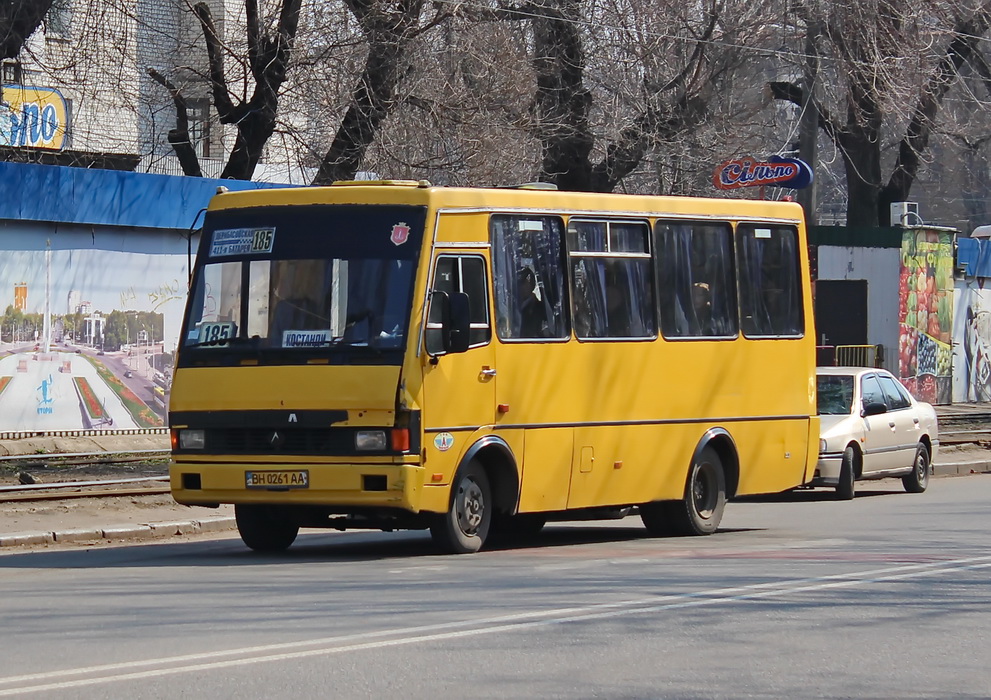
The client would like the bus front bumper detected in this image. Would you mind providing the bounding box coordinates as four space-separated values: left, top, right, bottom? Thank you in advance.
170 460 428 513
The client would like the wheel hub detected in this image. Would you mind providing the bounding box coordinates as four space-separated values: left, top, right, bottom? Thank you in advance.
456 478 484 535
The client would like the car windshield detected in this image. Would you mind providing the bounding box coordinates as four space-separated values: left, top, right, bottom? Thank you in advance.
817 375 854 415
180 203 425 365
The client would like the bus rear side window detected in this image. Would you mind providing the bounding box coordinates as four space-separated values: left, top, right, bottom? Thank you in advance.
737 224 803 337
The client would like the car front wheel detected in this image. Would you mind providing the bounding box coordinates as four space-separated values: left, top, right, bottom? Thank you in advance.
902 444 930 494
836 446 856 500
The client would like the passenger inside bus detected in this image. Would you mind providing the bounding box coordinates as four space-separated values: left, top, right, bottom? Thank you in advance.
517 267 548 337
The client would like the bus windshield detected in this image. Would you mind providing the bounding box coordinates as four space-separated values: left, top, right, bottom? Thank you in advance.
180 204 425 364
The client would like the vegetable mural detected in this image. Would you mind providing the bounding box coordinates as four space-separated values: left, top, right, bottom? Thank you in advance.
898 229 954 404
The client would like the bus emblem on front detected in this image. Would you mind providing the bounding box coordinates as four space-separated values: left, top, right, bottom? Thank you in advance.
390 222 410 246
288 413 298 423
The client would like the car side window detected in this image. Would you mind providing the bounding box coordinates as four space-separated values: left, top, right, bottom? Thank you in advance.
877 374 912 411
860 375 885 411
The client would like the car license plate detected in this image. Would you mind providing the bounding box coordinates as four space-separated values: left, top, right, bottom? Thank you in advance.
245 470 309 489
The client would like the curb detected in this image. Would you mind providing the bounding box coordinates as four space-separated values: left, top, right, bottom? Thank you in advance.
0 516 236 549
933 461 991 476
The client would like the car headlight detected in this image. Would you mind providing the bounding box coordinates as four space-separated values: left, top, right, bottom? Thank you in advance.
178 429 206 450
355 430 387 451
819 439 827 453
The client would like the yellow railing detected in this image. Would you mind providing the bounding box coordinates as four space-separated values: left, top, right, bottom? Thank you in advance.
834 344 883 368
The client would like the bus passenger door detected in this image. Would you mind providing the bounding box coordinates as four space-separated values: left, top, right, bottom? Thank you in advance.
421 254 497 433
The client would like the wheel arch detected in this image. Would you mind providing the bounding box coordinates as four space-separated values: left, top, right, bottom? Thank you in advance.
696 428 739 499
457 435 519 517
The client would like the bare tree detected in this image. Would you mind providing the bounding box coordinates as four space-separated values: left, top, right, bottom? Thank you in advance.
149 0 302 180
769 0 991 226
311 0 449 185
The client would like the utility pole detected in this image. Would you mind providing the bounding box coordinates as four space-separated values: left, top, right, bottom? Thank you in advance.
797 20 820 229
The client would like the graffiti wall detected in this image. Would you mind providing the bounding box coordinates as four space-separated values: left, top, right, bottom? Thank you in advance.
897 228 954 404
952 282 991 402
0 228 189 432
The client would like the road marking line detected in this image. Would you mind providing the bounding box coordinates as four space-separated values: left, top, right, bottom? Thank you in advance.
2 554 990 695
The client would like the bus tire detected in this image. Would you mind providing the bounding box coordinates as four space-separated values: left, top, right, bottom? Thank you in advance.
668 446 726 536
430 461 491 553
235 504 299 552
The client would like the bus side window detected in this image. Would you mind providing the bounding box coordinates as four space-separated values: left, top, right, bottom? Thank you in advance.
491 215 570 341
657 221 736 339
425 255 491 355
569 219 654 340
737 224 803 337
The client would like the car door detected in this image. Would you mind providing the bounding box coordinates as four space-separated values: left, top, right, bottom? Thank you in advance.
876 373 919 471
860 373 900 473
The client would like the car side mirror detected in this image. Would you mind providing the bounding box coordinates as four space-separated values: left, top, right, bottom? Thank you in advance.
862 401 887 417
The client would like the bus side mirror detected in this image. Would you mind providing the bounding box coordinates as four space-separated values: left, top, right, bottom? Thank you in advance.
445 292 471 354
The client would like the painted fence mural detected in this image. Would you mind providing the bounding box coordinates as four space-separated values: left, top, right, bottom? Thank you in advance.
0 243 187 432
898 229 954 405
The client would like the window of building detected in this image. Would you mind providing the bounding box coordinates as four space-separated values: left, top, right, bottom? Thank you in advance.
656 220 737 338
45 0 73 38
736 223 803 337
425 255 491 354
187 100 212 159
568 219 655 340
1 61 22 85
491 215 570 341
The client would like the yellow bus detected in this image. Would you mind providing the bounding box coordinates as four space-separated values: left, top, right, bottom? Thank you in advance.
169 181 819 553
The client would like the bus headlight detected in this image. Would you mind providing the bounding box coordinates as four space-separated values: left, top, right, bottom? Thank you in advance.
355 430 387 451
179 429 206 450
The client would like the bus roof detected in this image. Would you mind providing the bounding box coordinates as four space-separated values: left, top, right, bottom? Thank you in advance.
207 181 806 223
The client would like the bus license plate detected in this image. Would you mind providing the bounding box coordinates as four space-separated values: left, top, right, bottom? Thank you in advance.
245 470 309 489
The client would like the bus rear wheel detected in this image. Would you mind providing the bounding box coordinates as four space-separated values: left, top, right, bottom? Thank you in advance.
431 461 491 554
235 504 299 552
667 446 726 536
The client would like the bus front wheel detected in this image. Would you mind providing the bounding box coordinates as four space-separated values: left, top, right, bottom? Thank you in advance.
235 504 299 552
668 446 726 536
431 461 492 554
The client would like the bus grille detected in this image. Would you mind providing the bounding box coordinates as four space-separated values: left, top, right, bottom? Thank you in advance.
206 428 355 455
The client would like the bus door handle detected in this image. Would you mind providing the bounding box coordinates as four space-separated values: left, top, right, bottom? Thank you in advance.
480 367 497 378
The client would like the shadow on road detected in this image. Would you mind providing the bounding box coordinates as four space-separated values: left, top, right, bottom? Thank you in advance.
0 518 766 570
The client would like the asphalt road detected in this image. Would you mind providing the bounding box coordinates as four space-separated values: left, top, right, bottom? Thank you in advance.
1 476 989 699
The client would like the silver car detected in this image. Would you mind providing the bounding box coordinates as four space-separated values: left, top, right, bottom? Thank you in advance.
814 367 939 499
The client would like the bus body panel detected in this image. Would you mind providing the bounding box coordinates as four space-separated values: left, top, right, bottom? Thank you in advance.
170 365 401 415
169 183 819 540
